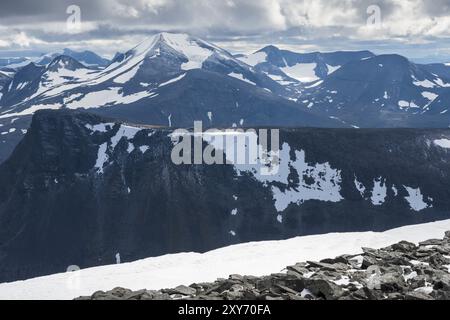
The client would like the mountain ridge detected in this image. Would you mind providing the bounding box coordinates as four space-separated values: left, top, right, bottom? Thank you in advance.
0 32 345 164
1 32 450 165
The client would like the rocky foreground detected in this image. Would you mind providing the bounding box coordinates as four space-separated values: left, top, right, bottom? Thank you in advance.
77 231 450 300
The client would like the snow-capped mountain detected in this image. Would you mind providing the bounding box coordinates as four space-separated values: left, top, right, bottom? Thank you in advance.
0 57 101 161
0 33 325 115
36 48 110 68
0 57 30 70
1 109 450 282
237 46 374 84
0 63 44 108
0 49 109 72
298 54 450 128
0 32 340 163
0 55 97 107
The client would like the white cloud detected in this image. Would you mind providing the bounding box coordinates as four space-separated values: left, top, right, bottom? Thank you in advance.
1 0 450 59
280 0 361 28
141 0 169 14
112 2 140 18
13 32 46 47
0 39 9 47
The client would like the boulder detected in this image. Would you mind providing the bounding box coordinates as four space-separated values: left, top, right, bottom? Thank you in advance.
166 285 197 296
405 291 434 300
391 241 417 253
304 279 344 300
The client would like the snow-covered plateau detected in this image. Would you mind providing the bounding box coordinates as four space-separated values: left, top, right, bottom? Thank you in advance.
1 219 450 300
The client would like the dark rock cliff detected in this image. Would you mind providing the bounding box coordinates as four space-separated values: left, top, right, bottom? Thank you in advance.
1 110 450 282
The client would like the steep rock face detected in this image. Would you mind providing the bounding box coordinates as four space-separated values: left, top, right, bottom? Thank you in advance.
1 110 450 282
0 72 10 92
0 63 46 106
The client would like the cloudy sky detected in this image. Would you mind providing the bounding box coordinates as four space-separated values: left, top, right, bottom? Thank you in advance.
1 0 450 62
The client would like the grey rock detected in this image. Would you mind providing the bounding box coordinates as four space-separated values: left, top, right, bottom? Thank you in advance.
432 273 450 290
123 289 147 300
167 285 197 296
435 245 450 255
110 287 133 298
276 284 300 295
361 255 379 269
379 272 407 292
419 239 443 246
405 291 434 300
229 274 244 281
346 289 371 300
409 276 428 290
391 241 417 253
387 292 405 300
320 255 350 265
264 296 284 301
428 253 448 268
304 279 344 300
307 261 349 272
224 284 245 300
431 290 450 300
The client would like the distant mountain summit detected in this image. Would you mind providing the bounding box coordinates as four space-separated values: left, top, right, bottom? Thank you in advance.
299 54 450 127
238 45 374 83
36 48 109 68
47 54 92 72
0 55 95 107
62 48 110 67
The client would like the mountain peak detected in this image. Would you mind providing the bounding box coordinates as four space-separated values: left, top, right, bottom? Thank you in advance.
158 31 191 42
134 32 224 55
258 45 281 54
377 54 412 66
47 55 86 72
126 32 232 71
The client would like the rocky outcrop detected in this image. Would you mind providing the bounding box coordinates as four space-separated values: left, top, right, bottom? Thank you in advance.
78 232 450 300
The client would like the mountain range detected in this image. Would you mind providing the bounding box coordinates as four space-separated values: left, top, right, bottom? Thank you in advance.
236 45 374 84
0 48 109 71
0 33 448 137
0 32 449 164
0 32 348 163
1 33 450 283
